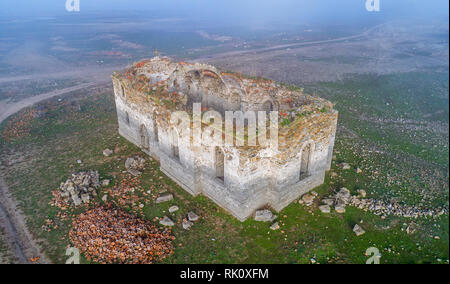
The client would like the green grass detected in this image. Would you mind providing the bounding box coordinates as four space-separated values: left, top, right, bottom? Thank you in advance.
0 75 448 264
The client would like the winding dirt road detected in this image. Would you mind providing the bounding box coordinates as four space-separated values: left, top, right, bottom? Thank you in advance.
0 80 109 264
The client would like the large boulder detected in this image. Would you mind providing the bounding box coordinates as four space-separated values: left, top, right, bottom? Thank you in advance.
353 224 366 236
159 216 174 227
254 210 277 222
156 193 174 204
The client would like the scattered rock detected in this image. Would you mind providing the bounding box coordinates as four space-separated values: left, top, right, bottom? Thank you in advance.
322 199 334 206
335 201 346 214
187 211 199 222
156 193 174 204
76 160 82 164
339 163 351 170
336 188 352 204
302 193 315 206
102 179 111 187
356 167 362 174
182 219 193 230
353 224 366 236
103 149 113 157
159 216 174 227
169 206 179 213
319 205 331 213
102 195 108 202
270 222 280 231
357 189 367 198
254 210 277 222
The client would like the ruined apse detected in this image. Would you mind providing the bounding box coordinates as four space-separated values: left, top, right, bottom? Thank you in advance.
111 57 338 221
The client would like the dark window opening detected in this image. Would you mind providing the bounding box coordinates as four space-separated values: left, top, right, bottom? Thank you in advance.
215 147 225 183
300 144 312 180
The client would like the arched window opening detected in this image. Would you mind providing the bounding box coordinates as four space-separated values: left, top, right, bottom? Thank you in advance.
300 143 312 180
229 93 241 111
215 147 225 182
262 100 273 112
172 129 180 161
125 112 130 125
140 124 149 150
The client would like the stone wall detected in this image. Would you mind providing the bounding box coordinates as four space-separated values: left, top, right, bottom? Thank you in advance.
111 57 338 221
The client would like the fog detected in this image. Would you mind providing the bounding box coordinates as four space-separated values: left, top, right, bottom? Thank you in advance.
1 0 448 29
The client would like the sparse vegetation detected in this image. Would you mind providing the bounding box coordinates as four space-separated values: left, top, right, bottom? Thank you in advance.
0 75 447 263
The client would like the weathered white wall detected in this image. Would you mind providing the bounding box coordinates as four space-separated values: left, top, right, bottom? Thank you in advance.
113 77 336 221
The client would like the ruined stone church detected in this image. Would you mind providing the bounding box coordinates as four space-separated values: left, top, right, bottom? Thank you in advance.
112 57 338 221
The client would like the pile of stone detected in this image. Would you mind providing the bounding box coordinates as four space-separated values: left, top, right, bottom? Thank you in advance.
319 187 448 219
59 171 101 206
125 156 146 176
348 197 448 219
70 206 174 264
182 212 200 230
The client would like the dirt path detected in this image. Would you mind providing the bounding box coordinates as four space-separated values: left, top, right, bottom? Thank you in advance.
0 80 110 263
0 178 50 264
192 24 383 62
0 82 107 123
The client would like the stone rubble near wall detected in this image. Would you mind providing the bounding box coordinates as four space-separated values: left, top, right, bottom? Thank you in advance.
319 188 449 218
319 205 331 213
59 171 101 206
301 193 316 206
187 211 199 222
125 156 146 176
270 222 280 231
254 210 277 222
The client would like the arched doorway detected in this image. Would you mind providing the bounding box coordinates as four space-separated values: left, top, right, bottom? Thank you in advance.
215 147 224 182
300 143 312 180
140 124 149 150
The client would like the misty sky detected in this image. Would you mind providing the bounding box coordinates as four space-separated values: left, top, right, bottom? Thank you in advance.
0 0 448 28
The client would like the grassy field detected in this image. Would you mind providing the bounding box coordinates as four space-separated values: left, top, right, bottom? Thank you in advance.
0 72 448 264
